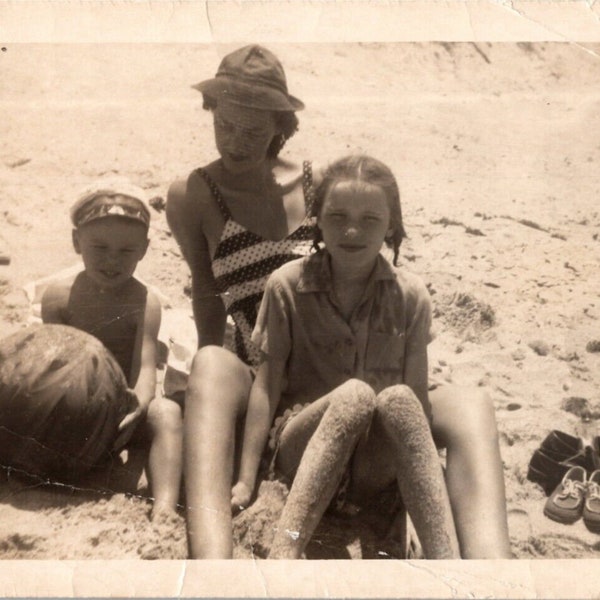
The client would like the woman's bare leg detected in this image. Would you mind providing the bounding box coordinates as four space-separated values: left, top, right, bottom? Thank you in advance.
146 395 183 519
184 346 252 558
430 385 511 558
269 379 376 559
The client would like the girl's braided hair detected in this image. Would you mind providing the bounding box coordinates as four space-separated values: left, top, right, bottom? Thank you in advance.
202 95 299 159
310 155 406 266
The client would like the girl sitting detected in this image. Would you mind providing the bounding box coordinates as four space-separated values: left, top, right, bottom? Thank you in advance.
234 155 460 558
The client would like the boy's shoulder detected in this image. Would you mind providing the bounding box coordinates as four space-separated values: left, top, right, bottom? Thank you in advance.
41 275 76 308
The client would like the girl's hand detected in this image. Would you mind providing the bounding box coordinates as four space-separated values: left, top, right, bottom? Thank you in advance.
113 389 147 450
231 481 253 514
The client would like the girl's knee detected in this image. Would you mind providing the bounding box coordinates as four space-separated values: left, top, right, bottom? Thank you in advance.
376 384 419 410
376 385 429 431
328 379 376 423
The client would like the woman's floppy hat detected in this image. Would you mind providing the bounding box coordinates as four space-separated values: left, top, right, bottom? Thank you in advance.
193 45 304 112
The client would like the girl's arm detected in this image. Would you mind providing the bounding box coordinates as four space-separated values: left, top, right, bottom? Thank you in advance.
166 178 227 347
232 355 286 509
114 290 161 449
403 281 433 420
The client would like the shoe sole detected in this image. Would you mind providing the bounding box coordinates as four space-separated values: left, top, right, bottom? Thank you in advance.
543 506 581 525
583 519 600 533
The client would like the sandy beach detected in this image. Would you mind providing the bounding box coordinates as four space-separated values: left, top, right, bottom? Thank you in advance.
1 42 600 561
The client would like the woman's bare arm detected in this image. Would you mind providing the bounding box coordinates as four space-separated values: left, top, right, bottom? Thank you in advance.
166 177 227 347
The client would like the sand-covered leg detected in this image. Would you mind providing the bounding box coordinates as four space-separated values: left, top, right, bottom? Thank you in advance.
269 379 376 559
376 385 460 559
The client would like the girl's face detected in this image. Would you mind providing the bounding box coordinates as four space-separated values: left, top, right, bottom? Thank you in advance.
318 180 391 275
213 100 279 173
73 217 149 290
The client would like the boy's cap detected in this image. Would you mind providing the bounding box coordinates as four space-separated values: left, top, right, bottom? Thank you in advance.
71 180 151 228
192 45 304 112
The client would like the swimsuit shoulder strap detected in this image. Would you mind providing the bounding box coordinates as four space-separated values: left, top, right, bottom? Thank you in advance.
302 160 316 216
195 167 231 221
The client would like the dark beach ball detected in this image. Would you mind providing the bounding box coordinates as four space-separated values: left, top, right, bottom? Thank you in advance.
0 324 138 481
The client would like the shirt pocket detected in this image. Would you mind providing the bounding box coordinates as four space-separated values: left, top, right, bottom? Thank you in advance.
365 332 405 371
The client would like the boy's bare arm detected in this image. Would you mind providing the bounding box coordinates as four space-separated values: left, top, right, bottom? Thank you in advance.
114 290 161 449
133 289 161 408
232 356 286 508
166 179 226 347
41 282 71 324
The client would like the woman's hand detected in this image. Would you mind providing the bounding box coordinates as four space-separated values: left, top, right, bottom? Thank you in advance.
231 481 253 514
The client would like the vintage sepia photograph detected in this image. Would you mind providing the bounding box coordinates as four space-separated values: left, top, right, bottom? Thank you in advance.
0 1 599 596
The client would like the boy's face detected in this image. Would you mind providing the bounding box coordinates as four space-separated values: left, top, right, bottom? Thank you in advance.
72 217 149 290
318 180 391 275
213 100 279 173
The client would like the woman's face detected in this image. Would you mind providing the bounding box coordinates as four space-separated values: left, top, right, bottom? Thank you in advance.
213 100 279 173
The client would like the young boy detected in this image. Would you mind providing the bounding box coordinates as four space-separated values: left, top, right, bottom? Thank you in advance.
42 180 183 520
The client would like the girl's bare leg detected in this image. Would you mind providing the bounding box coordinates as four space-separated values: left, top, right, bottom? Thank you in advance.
369 385 459 558
146 396 183 519
430 385 512 558
269 379 376 559
184 346 252 558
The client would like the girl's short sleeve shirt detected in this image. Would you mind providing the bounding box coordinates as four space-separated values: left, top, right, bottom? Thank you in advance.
252 251 432 418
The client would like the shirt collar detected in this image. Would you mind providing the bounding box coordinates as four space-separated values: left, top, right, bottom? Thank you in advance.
296 249 396 294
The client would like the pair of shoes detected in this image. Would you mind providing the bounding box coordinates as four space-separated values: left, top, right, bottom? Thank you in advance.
544 466 600 531
528 431 600 496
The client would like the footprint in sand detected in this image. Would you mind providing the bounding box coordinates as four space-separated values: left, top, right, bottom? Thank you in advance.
507 507 533 541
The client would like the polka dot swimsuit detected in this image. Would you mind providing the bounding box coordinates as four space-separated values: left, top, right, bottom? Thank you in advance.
198 161 316 367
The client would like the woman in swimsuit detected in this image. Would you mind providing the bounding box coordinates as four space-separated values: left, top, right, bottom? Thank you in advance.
167 45 511 559
166 45 317 558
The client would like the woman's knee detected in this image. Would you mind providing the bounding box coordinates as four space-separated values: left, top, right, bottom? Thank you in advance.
431 385 499 447
186 346 252 410
189 345 239 375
